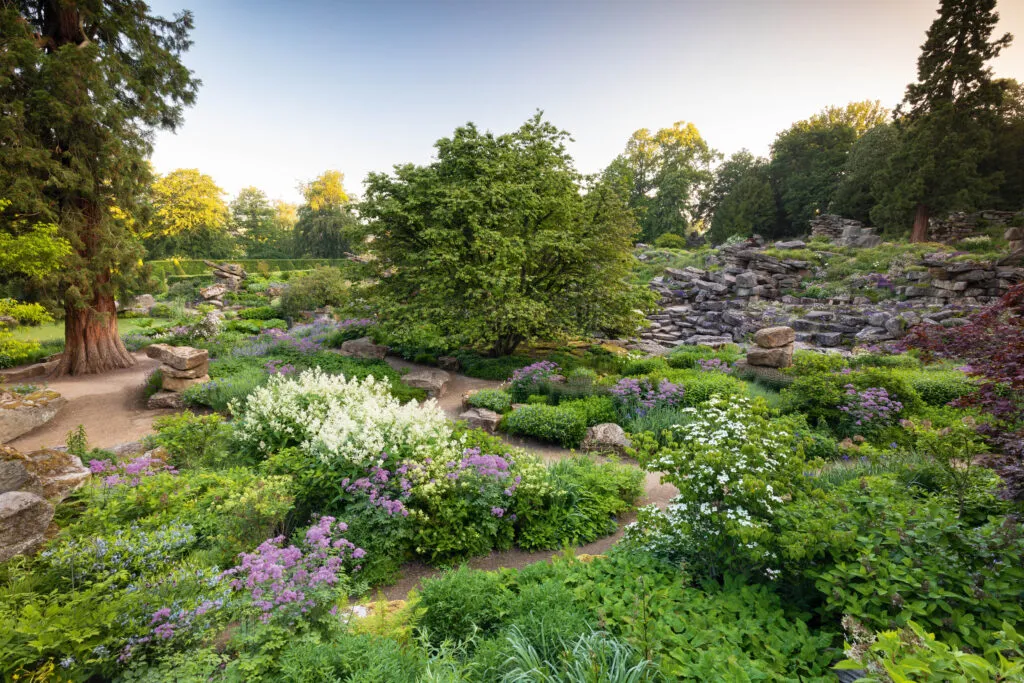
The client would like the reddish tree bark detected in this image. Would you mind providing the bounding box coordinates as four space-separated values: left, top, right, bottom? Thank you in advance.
54 270 136 377
910 203 930 243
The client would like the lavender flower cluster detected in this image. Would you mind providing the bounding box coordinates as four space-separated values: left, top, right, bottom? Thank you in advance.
510 360 561 384
88 453 177 488
265 359 296 376
610 377 685 418
697 358 733 374
221 516 364 624
839 384 903 431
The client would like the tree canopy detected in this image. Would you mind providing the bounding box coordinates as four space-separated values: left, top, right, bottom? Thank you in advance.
293 171 360 258
361 113 653 356
145 168 231 258
875 0 1013 240
231 187 292 258
0 0 199 374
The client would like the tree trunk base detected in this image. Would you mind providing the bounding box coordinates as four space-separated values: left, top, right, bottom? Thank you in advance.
910 204 930 243
52 297 136 377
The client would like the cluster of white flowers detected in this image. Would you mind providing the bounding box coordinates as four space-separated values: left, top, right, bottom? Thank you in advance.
629 395 798 579
232 368 457 466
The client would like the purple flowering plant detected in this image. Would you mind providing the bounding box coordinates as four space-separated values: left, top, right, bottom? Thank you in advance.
838 384 903 436
88 453 177 489
610 377 685 419
697 358 733 374
509 361 562 401
221 515 364 626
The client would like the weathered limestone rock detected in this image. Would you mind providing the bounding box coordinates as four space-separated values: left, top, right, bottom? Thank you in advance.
147 391 184 410
4 447 90 503
403 369 452 397
127 293 156 314
0 491 54 562
0 390 67 443
458 408 502 434
746 344 794 368
753 326 795 349
340 337 387 360
160 364 210 379
145 344 209 371
581 423 633 456
161 374 211 393
200 283 228 300
0 458 42 496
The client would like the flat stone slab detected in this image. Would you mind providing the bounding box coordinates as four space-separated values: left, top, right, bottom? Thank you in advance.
0 359 59 384
0 390 67 443
148 391 184 410
753 326 796 349
746 344 794 368
162 374 210 392
339 337 388 360
145 344 209 371
403 369 452 397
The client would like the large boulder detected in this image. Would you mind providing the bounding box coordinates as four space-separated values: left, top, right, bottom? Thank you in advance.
4 447 90 503
403 369 451 397
458 408 502 434
753 326 795 349
161 374 211 392
128 293 156 314
746 344 794 368
581 423 632 456
0 389 67 443
145 344 209 371
0 458 43 497
339 337 387 360
0 491 54 562
199 283 228 300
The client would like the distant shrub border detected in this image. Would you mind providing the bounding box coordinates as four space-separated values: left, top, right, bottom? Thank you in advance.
149 258 348 279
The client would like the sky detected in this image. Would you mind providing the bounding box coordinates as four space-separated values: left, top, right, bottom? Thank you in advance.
148 0 1024 205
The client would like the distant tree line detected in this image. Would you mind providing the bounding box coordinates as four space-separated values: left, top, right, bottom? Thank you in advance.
141 168 362 260
609 0 1021 244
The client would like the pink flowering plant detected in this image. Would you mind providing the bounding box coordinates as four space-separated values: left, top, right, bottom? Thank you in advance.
221 515 364 626
509 360 563 402
610 377 684 420
838 385 903 437
88 453 177 488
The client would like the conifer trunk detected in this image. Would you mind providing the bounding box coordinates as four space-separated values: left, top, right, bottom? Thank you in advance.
910 203 930 243
55 288 135 377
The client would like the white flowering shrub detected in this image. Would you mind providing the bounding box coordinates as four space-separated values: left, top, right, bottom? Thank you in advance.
625 396 807 579
232 368 457 466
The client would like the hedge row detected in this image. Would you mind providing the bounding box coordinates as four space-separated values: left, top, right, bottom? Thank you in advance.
149 258 348 278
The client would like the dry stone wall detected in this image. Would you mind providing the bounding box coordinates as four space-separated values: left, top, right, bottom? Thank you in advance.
642 240 1024 351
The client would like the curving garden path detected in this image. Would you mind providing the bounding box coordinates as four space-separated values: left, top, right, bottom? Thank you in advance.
8 353 675 598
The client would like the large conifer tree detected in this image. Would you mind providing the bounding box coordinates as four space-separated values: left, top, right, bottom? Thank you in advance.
877 0 1012 241
0 1 199 375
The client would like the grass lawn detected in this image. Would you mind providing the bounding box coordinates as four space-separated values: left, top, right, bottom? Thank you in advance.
10 317 155 344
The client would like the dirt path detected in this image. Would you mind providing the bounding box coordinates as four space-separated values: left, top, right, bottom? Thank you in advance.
381 356 678 599
8 352 177 452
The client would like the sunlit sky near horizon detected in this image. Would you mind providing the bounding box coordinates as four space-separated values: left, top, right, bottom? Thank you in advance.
148 0 1024 205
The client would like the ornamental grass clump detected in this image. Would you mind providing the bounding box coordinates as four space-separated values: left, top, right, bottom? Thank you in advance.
232 368 455 466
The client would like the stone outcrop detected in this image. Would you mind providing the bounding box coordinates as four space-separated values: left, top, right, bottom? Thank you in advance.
928 210 1023 245
458 408 502 433
198 262 248 307
810 215 880 247
145 344 210 395
127 293 156 315
581 423 633 456
0 491 54 562
640 237 1024 351
746 327 795 368
0 389 67 443
3 447 91 503
339 336 388 360
402 369 451 397
147 391 184 409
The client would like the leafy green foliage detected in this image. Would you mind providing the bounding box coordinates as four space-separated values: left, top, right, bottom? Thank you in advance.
501 404 587 448
278 266 349 318
466 388 513 414
362 113 653 356
144 169 232 258
147 411 233 469
0 299 54 326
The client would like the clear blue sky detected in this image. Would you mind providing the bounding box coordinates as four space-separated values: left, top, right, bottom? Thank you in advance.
148 0 1024 204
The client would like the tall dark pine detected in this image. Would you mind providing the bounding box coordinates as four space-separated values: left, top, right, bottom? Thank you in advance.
896 0 1012 241
0 1 199 375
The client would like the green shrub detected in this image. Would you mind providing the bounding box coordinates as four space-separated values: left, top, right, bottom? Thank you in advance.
466 388 513 413
526 394 548 404
417 566 510 646
147 411 233 469
502 404 587 448
0 332 43 369
620 356 668 376
278 266 349 318
897 369 975 406
623 406 697 443
653 232 688 249
182 367 268 413
654 368 746 406
238 305 279 320
165 279 203 301
560 395 617 427
277 632 424 683
143 368 163 398
848 351 921 369
453 351 533 381
790 349 848 374
666 344 738 370
0 299 53 326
